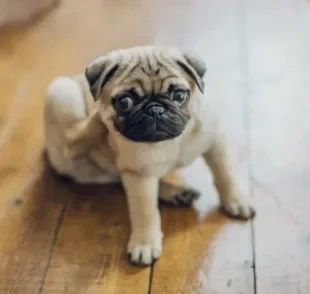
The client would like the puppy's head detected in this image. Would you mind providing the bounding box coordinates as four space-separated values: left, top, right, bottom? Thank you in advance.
85 46 206 143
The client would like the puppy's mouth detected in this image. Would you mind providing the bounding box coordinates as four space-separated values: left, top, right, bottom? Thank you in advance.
114 106 188 143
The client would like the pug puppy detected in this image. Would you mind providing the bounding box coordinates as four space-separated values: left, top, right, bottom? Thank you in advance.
44 46 255 266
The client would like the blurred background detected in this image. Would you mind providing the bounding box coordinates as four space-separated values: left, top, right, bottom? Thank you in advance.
0 0 309 293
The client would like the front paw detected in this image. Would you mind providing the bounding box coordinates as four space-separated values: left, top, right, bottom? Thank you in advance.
221 197 255 220
127 231 163 266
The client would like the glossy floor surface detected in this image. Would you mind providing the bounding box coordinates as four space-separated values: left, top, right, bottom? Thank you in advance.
0 0 310 293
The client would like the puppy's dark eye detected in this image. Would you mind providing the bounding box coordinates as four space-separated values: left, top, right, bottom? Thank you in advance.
171 89 188 105
116 96 134 112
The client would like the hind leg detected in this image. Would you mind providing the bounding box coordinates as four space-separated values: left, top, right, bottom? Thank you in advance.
45 76 87 128
158 181 200 206
158 171 200 207
44 76 117 185
44 76 87 172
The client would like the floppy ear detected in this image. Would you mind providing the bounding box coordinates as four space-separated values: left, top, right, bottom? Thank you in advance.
85 56 119 101
177 51 206 93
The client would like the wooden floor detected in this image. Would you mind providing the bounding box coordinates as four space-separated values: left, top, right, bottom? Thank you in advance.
0 0 310 293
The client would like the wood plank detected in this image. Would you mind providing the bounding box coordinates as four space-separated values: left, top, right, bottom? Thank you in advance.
0 161 69 294
41 185 151 294
0 35 69 294
151 0 255 293
245 0 310 292
0 17 76 292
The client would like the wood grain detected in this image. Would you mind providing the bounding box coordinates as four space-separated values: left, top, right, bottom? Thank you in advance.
245 0 310 292
40 184 151 294
0 21 70 293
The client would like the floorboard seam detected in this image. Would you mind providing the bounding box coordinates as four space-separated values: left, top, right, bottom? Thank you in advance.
147 264 155 294
235 0 257 293
147 206 164 294
37 203 68 294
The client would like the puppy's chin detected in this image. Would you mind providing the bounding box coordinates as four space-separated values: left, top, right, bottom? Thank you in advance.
114 112 188 143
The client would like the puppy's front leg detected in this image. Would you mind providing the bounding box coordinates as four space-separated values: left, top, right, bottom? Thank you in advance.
203 136 255 219
121 172 162 266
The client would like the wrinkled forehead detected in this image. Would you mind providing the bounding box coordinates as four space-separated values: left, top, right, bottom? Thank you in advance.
109 51 190 97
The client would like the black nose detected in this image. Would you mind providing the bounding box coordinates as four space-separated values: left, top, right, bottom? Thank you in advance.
146 103 164 116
